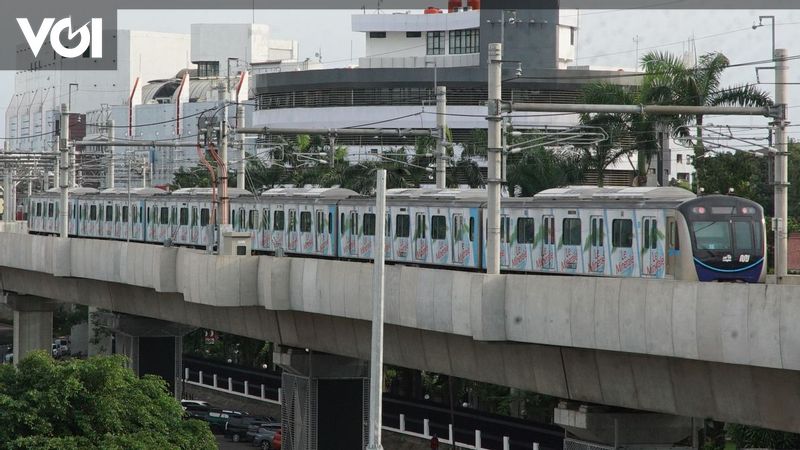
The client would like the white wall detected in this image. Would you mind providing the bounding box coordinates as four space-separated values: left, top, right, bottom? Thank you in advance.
365 32 425 58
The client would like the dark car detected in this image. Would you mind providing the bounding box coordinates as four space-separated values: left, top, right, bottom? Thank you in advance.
193 409 245 434
224 415 276 442
249 423 282 449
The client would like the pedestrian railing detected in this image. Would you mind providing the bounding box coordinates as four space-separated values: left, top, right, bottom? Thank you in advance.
183 368 543 450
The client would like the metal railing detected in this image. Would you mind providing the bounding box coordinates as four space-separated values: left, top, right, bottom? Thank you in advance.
563 438 614 450
182 368 546 450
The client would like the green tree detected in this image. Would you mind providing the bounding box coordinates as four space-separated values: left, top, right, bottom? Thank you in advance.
578 113 636 186
506 147 586 196
727 423 800 449
0 351 215 450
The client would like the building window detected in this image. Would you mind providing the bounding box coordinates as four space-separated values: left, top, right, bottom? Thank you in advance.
570 27 576 46
676 153 683 164
406 31 422 38
426 31 445 55
448 29 479 54
369 31 386 38
195 61 219 78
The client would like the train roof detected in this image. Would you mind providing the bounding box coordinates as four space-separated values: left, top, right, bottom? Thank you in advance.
535 186 696 202
172 187 254 198
99 187 168 196
43 187 99 196
260 187 360 199
385 188 487 201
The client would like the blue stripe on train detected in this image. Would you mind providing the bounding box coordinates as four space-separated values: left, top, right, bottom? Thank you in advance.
693 257 763 282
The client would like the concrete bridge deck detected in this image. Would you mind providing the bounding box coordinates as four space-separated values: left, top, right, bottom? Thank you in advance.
1 230 798 432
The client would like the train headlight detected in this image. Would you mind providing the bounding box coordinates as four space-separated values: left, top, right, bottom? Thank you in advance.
740 207 755 214
692 206 706 214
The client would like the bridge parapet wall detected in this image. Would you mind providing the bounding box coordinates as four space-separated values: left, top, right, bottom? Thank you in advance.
4 233 800 373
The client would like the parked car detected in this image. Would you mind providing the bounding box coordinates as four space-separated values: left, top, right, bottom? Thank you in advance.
250 423 282 449
181 399 210 410
272 430 281 450
224 415 275 442
199 409 243 434
53 338 69 356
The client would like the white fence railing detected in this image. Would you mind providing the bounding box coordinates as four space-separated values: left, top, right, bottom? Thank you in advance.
183 368 544 450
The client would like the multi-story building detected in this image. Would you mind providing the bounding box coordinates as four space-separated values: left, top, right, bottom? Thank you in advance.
5 23 301 187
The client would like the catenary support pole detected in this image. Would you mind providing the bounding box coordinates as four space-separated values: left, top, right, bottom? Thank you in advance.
3 141 10 223
107 120 115 188
59 104 69 238
436 86 447 188
486 43 503 275
220 95 230 227
775 48 789 281
366 169 387 450
236 103 245 190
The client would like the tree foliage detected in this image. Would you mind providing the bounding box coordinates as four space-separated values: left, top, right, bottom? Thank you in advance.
727 423 800 450
506 148 586 196
0 351 215 450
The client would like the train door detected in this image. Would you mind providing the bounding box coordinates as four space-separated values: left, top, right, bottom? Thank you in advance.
666 217 678 276
44 201 54 232
272 207 286 252
118 204 127 240
78 203 87 236
69 201 78 235
610 215 636 277
357 209 375 259
104 203 114 238
393 210 411 261
513 215 535 271
383 211 392 259
113 204 122 239
560 215 582 273
430 212 449 265
258 207 271 251
314 208 328 255
188 206 199 244
156 205 169 242
641 216 664 277
197 205 211 247
176 204 190 243
247 208 259 247
413 211 428 262
589 216 606 274
287 208 298 251
452 213 469 266
299 208 314 254
540 215 556 271
341 209 356 257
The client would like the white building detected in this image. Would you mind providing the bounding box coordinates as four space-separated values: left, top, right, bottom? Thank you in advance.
6 23 303 187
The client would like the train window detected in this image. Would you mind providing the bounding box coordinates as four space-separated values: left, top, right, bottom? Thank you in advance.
238 209 246 230
650 220 658 249
48 203 54 218
517 218 536 244
469 217 475 241
90 205 97 221
274 210 285 231
249 210 258 230
132 206 138 224
80 205 86 220
453 214 464 240
414 213 427 239
612 219 633 248
316 211 325 234
431 215 447 240
191 207 198 227
543 216 555 245
386 214 391 237
500 216 510 243
734 221 754 250
591 217 604 247
115 206 121 223
106 205 113 222
363 213 376 236
396 214 410 238
562 218 581 246
36 202 42 217
288 210 297 231
300 211 312 233
122 206 129 223
329 213 333 234
200 209 210 227
160 207 169 225
179 208 189 226
262 210 270 230
340 213 346 235
669 221 679 249
692 221 731 250
351 212 358 236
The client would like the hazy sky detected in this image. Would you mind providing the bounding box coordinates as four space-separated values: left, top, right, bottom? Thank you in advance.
2 8 799 143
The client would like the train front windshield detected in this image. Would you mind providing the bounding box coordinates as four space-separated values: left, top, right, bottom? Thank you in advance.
679 197 765 282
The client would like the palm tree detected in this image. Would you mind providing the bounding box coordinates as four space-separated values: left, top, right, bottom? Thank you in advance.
578 113 636 187
640 51 772 185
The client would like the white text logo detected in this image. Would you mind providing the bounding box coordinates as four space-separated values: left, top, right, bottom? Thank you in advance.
16 17 102 58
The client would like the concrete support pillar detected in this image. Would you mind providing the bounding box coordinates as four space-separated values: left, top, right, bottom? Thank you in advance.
3 293 56 365
275 348 370 450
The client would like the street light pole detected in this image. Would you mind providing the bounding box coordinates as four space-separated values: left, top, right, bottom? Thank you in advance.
486 43 503 275
366 169 387 450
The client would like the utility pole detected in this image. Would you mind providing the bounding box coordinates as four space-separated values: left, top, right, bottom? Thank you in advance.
59 104 69 238
435 86 447 188
219 87 230 227
68 112 76 187
486 43 503 275
3 142 11 224
366 169 387 450
774 48 789 281
107 120 115 188
236 103 246 190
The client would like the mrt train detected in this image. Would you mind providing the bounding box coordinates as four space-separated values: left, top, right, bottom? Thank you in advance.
26 185 766 282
